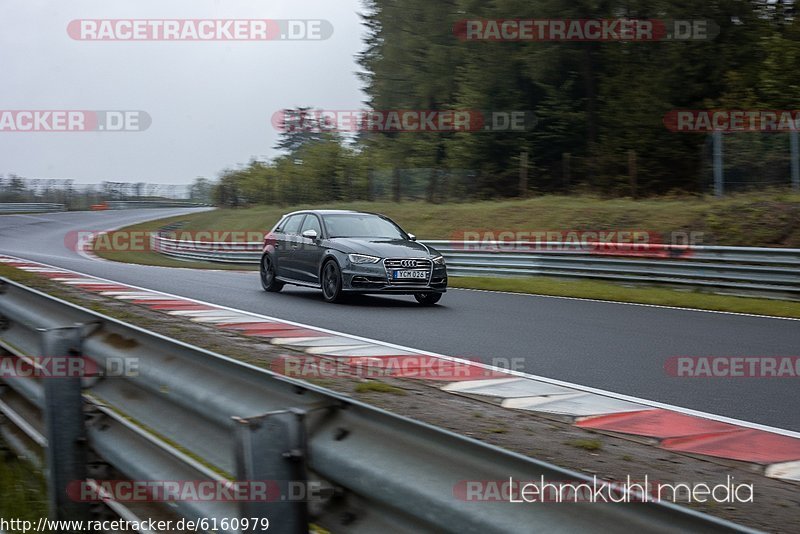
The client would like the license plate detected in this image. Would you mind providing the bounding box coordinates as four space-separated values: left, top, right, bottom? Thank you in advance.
393 270 427 280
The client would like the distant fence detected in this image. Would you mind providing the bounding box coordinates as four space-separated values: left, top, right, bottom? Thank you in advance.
0 203 65 213
150 233 800 300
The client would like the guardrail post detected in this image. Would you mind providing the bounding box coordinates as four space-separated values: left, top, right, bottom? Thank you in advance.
41 326 90 524
234 409 308 534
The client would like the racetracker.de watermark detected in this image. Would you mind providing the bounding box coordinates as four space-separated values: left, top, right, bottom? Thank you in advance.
0 355 138 378
272 355 524 380
0 111 150 132
450 229 703 257
665 356 800 378
453 19 718 41
69 479 330 503
68 19 333 41
664 110 800 132
64 230 266 253
271 109 536 133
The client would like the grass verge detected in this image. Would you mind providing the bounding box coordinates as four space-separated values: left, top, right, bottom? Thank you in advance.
96 190 800 246
93 249 257 271
0 445 47 524
354 381 407 395
449 276 800 318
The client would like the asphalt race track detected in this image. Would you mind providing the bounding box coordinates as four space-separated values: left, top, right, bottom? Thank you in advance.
1 209 799 431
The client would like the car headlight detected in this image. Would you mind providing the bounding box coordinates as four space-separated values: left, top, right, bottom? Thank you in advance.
348 253 381 264
432 255 446 265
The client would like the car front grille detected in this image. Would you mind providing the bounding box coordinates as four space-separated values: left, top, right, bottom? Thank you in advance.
384 258 433 284
384 258 432 269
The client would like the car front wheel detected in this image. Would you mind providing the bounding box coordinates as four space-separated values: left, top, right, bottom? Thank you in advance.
260 254 284 292
321 260 345 303
414 292 442 306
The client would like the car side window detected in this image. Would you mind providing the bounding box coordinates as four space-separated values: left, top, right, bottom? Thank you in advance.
283 213 305 234
300 215 322 237
281 215 305 235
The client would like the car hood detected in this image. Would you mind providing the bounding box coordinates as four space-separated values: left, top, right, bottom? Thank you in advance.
328 238 439 258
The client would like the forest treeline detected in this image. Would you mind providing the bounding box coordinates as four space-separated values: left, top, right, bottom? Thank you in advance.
211 0 800 206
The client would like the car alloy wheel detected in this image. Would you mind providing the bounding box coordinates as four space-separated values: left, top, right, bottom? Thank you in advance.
260 255 283 292
322 260 344 303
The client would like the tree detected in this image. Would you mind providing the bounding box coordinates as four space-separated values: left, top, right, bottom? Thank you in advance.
189 177 214 204
212 171 245 207
273 107 337 155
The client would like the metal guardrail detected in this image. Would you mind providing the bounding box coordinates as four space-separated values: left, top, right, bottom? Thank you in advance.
105 201 207 210
150 233 800 299
0 203 65 213
0 278 752 533
0 202 205 213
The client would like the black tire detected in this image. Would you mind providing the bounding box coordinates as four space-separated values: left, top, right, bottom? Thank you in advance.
414 292 442 306
321 260 345 303
260 254 284 292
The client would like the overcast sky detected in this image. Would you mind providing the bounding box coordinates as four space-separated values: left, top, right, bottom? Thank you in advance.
0 0 366 184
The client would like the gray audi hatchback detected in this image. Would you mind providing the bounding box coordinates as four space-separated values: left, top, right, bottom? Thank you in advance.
259 210 447 304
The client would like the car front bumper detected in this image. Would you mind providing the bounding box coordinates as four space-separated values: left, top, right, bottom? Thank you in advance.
341 261 447 294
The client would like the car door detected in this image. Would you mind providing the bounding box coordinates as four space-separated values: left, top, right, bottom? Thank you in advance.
275 214 305 279
295 214 324 283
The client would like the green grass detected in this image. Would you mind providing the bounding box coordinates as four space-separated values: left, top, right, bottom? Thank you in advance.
0 264 48 287
95 249 257 270
449 276 800 318
354 381 407 395
567 438 603 451
96 190 800 246
0 445 48 525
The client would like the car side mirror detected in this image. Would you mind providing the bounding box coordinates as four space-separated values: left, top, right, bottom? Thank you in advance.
302 229 318 240
408 233 416 241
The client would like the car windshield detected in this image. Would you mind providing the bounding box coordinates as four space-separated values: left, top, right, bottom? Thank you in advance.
323 214 407 239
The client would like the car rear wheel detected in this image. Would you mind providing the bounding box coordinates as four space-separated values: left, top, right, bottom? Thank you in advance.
321 260 345 303
414 292 442 306
260 255 284 292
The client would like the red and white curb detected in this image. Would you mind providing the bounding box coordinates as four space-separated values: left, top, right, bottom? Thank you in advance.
2 254 800 483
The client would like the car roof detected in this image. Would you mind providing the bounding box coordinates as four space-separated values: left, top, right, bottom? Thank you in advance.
282 209 384 217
